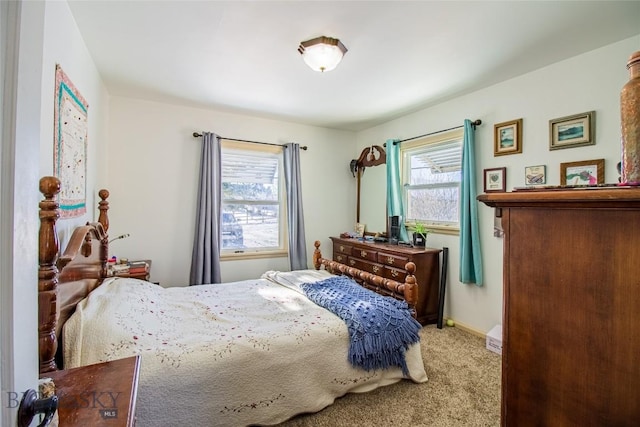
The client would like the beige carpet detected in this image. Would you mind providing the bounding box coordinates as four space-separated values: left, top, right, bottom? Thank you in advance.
278 324 501 427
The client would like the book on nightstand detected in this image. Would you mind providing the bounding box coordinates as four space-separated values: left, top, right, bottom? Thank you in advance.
111 264 130 273
127 261 149 274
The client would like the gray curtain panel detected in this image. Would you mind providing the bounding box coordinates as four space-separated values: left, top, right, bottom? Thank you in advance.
190 132 222 284
283 143 308 270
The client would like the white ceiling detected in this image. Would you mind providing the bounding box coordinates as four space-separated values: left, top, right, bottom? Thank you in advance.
67 1 640 132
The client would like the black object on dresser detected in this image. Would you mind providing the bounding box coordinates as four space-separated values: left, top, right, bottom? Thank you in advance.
330 236 441 325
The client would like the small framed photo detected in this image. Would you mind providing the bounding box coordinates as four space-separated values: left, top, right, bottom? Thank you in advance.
560 159 604 186
484 167 507 192
355 223 366 237
549 111 595 150
525 165 546 185
494 118 523 156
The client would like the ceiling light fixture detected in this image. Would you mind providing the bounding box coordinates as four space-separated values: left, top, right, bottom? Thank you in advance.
298 36 347 73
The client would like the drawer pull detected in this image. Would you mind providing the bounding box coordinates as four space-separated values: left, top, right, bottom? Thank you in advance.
349 259 356 266
391 270 399 278
337 255 343 262
372 265 380 273
361 250 368 257
386 256 394 265
340 245 345 252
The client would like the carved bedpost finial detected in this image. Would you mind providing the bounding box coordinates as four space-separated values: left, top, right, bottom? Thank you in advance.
98 189 110 232
39 176 61 199
38 176 61 373
313 240 322 270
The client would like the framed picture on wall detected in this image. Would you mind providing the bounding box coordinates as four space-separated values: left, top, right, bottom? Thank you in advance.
549 111 595 150
560 159 604 185
525 165 546 185
484 167 507 192
494 119 523 156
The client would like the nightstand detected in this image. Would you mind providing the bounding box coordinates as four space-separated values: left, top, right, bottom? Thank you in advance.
41 355 140 426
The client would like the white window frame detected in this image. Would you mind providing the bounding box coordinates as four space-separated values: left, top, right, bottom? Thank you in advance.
220 141 288 260
401 128 463 235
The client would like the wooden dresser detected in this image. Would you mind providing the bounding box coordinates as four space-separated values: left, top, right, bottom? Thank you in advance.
330 236 441 325
42 355 141 426
478 188 640 426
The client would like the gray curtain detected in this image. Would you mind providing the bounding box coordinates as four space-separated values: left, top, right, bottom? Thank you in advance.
283 143 307 270
190 132 222 284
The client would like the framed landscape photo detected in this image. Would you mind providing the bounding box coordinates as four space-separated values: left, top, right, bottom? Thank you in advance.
494 118 523 156
549 111 595 150
525 165 546 185
484 167 506 192
560 158 604 186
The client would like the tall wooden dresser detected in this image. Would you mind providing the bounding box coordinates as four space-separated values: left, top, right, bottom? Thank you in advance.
478 188 640 426
330 236 441 325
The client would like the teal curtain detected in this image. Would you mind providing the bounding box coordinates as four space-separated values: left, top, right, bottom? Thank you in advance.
459 120 483 285
386 139 409 242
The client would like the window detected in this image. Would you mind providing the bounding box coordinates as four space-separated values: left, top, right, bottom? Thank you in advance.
401 129 463 233
221 141 286 256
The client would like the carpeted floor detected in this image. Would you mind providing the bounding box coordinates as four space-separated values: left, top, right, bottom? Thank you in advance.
277 324 501 427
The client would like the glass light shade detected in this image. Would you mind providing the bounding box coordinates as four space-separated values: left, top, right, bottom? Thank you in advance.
298 36 347 72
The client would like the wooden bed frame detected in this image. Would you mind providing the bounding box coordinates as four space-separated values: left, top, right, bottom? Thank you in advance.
38 176 110 373
312 241 418 314
37 175 419 375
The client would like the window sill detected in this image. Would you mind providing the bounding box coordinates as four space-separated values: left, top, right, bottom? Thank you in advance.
426 224 460 236
221 249 288 261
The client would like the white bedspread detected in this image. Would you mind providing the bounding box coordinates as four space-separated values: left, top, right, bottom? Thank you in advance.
63 271 427 426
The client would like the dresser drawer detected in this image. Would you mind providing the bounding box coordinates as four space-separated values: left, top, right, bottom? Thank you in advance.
355 247 378 262
384 266 408 282
347 257 384 276
377 252 410 269
335 243 353 256
333 251 349 264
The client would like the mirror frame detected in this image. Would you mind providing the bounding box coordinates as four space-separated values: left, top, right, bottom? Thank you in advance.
353 145 386 232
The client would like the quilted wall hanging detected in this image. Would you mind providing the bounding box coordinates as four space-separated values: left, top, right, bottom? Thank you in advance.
53 64 89 218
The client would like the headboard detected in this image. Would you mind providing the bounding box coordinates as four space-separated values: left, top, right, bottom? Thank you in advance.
38 176 111 374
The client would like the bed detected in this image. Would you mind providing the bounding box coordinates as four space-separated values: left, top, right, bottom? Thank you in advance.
37 176 428 426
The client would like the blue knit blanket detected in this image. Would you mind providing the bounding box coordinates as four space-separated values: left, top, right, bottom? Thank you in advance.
300 276 421 375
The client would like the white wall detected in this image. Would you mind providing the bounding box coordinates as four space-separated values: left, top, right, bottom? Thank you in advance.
106 97 356 286
39 1 110 241
357 35 640 334
2 0 107 423
1 1 45 423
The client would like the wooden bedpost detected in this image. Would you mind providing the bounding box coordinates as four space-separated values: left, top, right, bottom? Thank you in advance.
38 176 61 373
97 188 110 232
97 189 110 277
403 262 419 317
313 240 322 269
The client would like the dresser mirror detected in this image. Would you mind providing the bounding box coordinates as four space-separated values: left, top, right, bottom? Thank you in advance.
354 146 387 235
